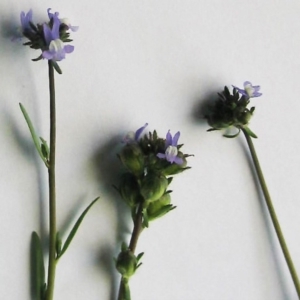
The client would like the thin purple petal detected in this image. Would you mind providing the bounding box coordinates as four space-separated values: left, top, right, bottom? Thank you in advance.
172 131 180 146
135 123 148 140
51 16 60 40
165 130 172 148
157 153 166 159
43 24 53 45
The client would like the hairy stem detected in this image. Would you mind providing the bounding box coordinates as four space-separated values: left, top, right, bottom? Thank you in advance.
117 204 144 300
242 127 300 298
45 61 57 300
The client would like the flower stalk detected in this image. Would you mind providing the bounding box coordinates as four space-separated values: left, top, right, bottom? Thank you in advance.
45 60 57 300
241 127 300 298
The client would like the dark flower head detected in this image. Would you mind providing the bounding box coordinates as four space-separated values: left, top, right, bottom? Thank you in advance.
205 82 261 138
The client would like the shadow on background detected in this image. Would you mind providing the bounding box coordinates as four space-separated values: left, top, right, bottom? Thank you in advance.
92 134 132 300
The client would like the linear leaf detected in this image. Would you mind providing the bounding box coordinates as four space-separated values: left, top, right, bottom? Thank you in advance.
30 232 45 300
19 103 49 167
57 197 99 258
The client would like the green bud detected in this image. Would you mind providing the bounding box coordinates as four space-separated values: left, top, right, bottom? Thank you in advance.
239 111 252 125
140 172 168 203
120 144 144 175
116 250 137 279
119 173 141 207
162 152 188 176
147 193 172 220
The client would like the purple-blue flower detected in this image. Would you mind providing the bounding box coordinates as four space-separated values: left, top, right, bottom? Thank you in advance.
232 81 262 98
42 14 74 61
157 130 183 165
123 123 148 144
20 9 33 32
47 8 79 32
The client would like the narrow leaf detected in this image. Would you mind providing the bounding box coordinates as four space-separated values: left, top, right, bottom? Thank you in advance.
19 103 49 167
30 232 45 300
142 209 149 228
243 126 258 138
136 252 144 262
51 61 62 74
57 197 99 258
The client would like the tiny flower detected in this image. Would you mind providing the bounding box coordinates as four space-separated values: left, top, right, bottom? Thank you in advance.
42 16 74 61
48 8 79 32
157 131 183 165
232 81 262 98
123 123 148 144
20 9 33 32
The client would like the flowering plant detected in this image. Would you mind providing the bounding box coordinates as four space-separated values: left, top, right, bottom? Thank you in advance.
115 124 192 300
205 82 300 298
17 9 98 300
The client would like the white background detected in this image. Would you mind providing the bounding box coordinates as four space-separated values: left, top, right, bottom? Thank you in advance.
1 1 300 299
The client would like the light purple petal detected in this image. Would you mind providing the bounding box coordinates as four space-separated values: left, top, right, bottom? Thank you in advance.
20 9 33 31
135 123 148 140
69 25 79 32
64 45 74 54
42 50 54 60
157 153 166 159
172 131 180 146
174 156 183 165
243 81 252 88
47 8 59 20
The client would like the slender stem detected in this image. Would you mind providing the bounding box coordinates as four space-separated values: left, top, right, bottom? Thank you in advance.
241 127 300 298
128 204 144 253
117 204 144 300
45 61 57 300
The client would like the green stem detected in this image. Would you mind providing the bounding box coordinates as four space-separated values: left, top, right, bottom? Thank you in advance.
241 127 300 298
45 61 57 300
117 204 144 300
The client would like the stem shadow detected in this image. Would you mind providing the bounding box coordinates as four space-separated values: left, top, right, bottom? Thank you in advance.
238 137 290 300
92 134 131 300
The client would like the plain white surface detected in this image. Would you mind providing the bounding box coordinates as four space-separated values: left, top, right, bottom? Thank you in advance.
1 1 300 299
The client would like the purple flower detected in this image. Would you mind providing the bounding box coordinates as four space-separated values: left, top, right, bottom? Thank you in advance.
157 131 183 165
47 8 79 32
42 15 74 61
123 123 148 144
20 9 33 32
232 81 262 98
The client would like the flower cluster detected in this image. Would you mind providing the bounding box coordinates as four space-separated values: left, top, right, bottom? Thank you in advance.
20 8 77 66
116 124 191 223
205 81 262 138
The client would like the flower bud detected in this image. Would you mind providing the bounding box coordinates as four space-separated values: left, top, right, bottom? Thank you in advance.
140 172 168 203
116 250 137 279
239 111 252 125
119 144 144 175
119 173 141 207
147 193 171 220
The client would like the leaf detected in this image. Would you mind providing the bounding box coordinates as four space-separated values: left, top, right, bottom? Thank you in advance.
30 232 45 300
57 197 99 258
32 54 43 62
142 209 149 228
243 126 258 138
136 252 144 262
40 137 50 160
55 232 62 257
148 205 176 221
51 61 62 74
207 128 218 132
19 103 49 168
